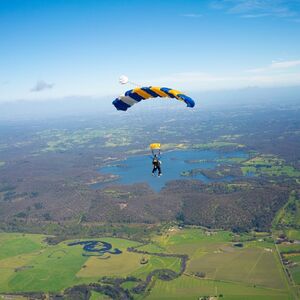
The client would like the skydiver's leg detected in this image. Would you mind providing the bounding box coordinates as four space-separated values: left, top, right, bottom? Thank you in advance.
157 165 162 176
152 166 157 175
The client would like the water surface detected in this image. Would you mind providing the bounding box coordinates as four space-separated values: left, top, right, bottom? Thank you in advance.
97 150 247 191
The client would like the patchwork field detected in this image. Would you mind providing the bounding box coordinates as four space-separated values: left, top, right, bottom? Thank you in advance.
241 154 300 180
145 275 290 300
0 228 294 299
283 253 300 285
152 228 291 299
0 234 147 293
188 246 284 289
275 231 300 299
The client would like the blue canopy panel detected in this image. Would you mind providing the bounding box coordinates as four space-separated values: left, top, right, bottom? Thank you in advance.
112 94 141 111
125 90 144 102
178 94 195 108
141 87 160 98
160 87 176 98
112 98 130 111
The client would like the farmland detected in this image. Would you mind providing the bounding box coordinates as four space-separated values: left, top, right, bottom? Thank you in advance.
241 155 300 180
0 227 293 299
146 275 289 300
153 229 288 288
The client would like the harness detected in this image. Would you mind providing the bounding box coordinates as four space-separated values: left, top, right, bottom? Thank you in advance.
153 157 159 165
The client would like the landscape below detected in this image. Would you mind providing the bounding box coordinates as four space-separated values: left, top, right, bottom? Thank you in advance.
0 102 299 299
0 227 294 300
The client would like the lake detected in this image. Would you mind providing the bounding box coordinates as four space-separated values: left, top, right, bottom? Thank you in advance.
96 149 248 192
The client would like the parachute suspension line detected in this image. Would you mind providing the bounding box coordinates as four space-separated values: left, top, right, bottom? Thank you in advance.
128 80 141 87
119 75 141 87
151 149 161 156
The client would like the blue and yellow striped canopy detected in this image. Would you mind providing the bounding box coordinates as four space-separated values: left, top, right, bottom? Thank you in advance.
113 86 195 111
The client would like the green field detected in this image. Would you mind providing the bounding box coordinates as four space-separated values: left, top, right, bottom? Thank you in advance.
0 228 293 299
0 234 181 295
0 233 45 260
135 242 166 253
37 127 133 152
188 246 284 289
146 275 290 300
127 140 246 155
286 230 300 240
273 191 300 228
283 253 300 285
150 228 292 299
241 155 300 180
90 291 110 300
192 141 245 150
278 243 300 254
153 228 288 289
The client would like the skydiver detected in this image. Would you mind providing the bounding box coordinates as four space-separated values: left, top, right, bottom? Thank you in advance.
152 154 162 177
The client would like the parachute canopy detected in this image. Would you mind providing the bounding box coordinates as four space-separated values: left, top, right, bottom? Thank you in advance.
113 86 195 111
150 143 161 150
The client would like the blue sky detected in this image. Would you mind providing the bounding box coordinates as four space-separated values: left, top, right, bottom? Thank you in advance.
0 0 300 102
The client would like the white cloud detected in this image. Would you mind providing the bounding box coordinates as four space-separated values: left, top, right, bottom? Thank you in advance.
246 67 266 73
271 60 300 69
143 67 300 91
181 13 203 18
211 0 299 19
241 13 270 18
246 59 300 73
31 80 54 92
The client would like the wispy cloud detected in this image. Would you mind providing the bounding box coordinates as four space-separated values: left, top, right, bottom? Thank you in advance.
31 80 54 92
144 64 300 91
181 13 203 18
241 13 270 18
210 0 299 19
271 60 300 69
246 59 300 73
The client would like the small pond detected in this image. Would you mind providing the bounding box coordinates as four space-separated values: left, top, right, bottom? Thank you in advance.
68 240 122 256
